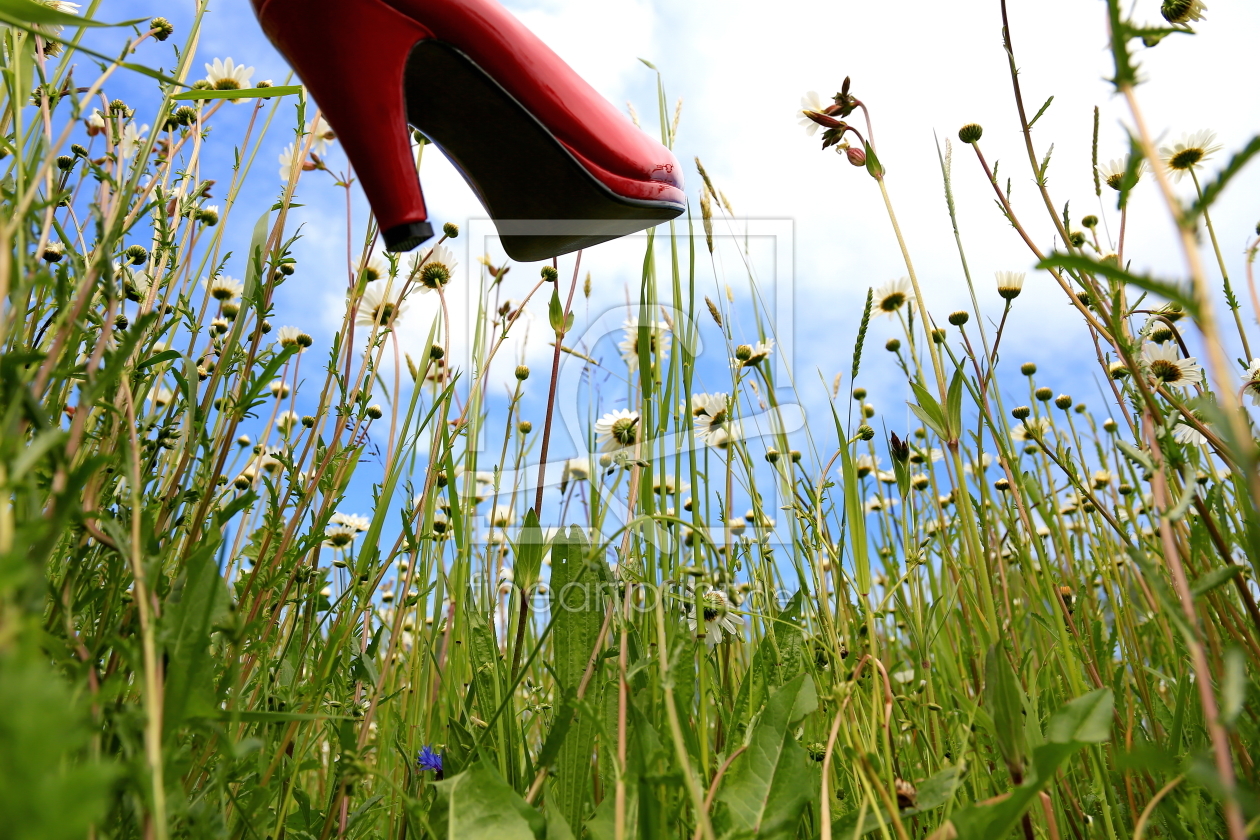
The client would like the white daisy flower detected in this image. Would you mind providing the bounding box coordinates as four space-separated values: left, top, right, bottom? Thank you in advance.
1241 358 1260 406
410 243 458 292
853 453 880 478
86 108 106 130
488 505 514 529
331 512 371 532
278 142 300 181
995 271 1025 300
1173 422 1206 446
685 589 742 648
307 114 335 155
863 496 896 514
275 326 302 348
595 409 640 452
733 339 774 368
619 319 672 371
963 452 994 475
1142 343 1202 389
691 392 737 448
1092 470 1113 489
1011 418 1052 441
355 281 408 328
1097 156 1144 191
797 90 827 137
117 122 149 161
360 257 389 283
203 275 244 301
204 57 255 94
322 525 358 550
727 517 747 537
148 386 174 408
1159 130 1221 182
874 277 913 317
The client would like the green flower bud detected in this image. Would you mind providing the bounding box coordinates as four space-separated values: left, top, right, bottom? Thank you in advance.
1054 394 1072 410
1081 215 1098 228
853 387 867 400
366 405 384 420
958 123 983 144
1035 387 1053 401
948 310 969 326
1103 418 1118 433
430 344 444 360
885 338 901 352
1069 231 1087 247
540 265 559 283
56 154 76 171
735 344 753 361
125 244 149 265
71 143 88 158
1012 405 1031 420
518 420 532 434
442 222 459 238
302 415 316 428
1021 362 1037 376
856 425 875 441
765 448 780 463
515 365 530 381
150 16 174 40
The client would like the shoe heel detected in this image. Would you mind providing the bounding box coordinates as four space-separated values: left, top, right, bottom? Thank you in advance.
252 0 435 252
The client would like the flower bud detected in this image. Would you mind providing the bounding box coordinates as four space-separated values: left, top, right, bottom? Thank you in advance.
994 477 1010 491
931 328 946 344
1081 215 1098 229
540 265 559 283
430 344 444 360
1021 362 1037 376
885 338 901 352
790 450 802 463
279 262 296 276
889 431 910 463
735 344 753 361
1069 231 1086 248
765 448 780 463
856 425 875 441
125 244 149 265
518 420 532 434
1012 406 1031 420
302 415 316 428
958 123 983 144
174 106 197 126
853 387 867 400
42 241 65 263
1103 418 1118 433
442 222 459 238
297 333 313 348
114 314 129 330
1054 394 1072 410
56 154 76 171
366 405 384 420
150 16 174 40
844 146 866 167
515 365 530 381
1035 387 1053 401
948 310 969 326
109 99 131 117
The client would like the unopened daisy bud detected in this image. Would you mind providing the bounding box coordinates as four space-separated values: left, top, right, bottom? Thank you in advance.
366 404 384 420
931 328 946 344
56 154 76 171
150 16 174 40
518 420 532 434
765 448 780 463
863 403 875 418
844 145 866 167
598 453 613 468
1074 403 1086 414
1151 327 1173 344
125 244 149 265
994 477 1010 491
442 222 459 238
197 205 220 226
790 450 802 463
1162 303 1185 322
515 365 530 381
222 303 239 320
1075 290 1092 307
948 310 969 326
234 475 251 490
237 435 251 447
958 123 983 144
856 424 875 441
1012 405 1031 420
302 415 316 428
853 387 867 400
735 344 753 362
114 314 129 330
1118 483 1134 496
174 106 197 126
1021 362 1037 376
540 265 559 283
109 99 131 117
211 317 229 334
1069 230 1086 247
297 333 313 348
429 344 444 360
42 241 65 263
1081 215 1098 229
1035 387 1053 401
269 380 289 398
1054 394 1073 410
886 338 901 352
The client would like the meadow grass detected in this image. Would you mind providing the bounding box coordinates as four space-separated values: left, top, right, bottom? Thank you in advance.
1 1 1259 839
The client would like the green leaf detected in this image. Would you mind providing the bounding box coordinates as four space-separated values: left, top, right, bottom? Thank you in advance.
432 760 545 840
984 645 1027 775
1027 95 1054 128
829 765 963 837
718 673 819 838
160 540 230 731
836 438 871 594
1036 251 1199 317
0 0 143 27
548 286 565 333
171 85 303 101
510 509 546 593
136 348 181 370
864 140 886 180
1191 564 1246 598
1045 688 1113 744
946 366 965 442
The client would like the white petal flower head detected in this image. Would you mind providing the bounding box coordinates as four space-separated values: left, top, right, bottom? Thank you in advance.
1011 417 1051 441
148 386 174 408
1242 358 1260 406
488 505 514 529
411 243 458 293
874 277 913 317
87 108 106 129
1142 342 1202 389
331 512 371 532
691 392 735 447
1159 130 1221 182
275 410 301 435
853 453 880 478
203 275 244 301
360 257 390 283
595 409 640 453
563 457 591 482
963 452 995 475
204 57 255 94
322 525 358 550
995 271 1025 300
278 142 299 181
686 589 742 648
1173 421 1206 446
1097 156 1144 191
619 319 672 371
355 281 408 328
734 339 774 368
275 326 302 349
307 114 335 155
798 90 827 137
118 122 149 161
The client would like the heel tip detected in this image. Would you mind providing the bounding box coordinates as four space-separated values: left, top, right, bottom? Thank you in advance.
383 221 435 252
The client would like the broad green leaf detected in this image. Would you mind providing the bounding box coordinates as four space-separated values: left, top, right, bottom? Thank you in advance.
160 540 229 731
0 0 143 27
171 85 302 101
432 760 544 840
864 140 885 179
718 673 819 838
548 286 565 333
511 508 546 593
1045 687 1113 744
1036 251 1199 317
984 645 1027 775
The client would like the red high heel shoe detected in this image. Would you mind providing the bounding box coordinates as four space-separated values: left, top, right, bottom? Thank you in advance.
250 0 686 261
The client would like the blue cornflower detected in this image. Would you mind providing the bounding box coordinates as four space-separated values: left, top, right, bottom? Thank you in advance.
417 745 443 777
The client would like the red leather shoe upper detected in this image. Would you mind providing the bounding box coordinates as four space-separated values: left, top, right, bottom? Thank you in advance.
383 0 684 204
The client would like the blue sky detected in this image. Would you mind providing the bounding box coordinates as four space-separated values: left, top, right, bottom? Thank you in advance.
79 0 1260 533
